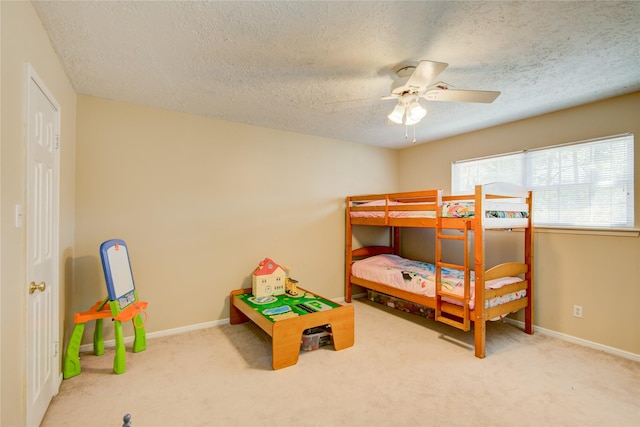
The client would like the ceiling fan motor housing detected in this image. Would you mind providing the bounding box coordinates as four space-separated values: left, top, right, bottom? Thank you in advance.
390 65 417 96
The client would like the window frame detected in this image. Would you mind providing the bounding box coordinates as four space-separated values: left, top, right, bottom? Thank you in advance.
451 133 636 232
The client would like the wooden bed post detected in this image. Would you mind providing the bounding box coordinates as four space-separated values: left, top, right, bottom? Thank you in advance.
345 196 353 303
524 191 534 335
474 319 487 359
474 185 487 358
392 227 400 255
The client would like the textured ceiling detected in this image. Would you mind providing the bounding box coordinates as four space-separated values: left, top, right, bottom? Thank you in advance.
32 1 640 149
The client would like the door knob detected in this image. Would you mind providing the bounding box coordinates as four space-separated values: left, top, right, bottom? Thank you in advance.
29 281 46 294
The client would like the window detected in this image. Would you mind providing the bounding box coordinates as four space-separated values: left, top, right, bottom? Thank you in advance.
452 134 634 228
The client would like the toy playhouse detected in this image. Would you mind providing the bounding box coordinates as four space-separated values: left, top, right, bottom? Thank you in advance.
252 257 287 298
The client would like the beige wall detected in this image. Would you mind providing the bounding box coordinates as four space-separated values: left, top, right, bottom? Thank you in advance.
74 96 397 336
1 2 77 426
398 92 640 355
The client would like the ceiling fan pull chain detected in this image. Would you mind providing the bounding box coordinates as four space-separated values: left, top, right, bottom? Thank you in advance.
413 125 417 143
405 124 409 140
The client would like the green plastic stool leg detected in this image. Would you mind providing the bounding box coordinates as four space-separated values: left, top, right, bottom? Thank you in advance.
63 323 85 379
93 318 105 356
113 320 126 374
132 314 146 353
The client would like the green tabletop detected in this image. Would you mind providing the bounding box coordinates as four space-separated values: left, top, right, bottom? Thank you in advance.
236 291 340 323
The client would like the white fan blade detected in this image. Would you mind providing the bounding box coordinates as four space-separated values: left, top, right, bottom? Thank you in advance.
423 89 500 103
405 60 448 89
326 96 384 104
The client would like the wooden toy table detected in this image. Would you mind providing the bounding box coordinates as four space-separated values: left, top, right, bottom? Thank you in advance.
229 287 354 369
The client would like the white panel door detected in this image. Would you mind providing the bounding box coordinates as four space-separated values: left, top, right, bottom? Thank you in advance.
26 65 60 427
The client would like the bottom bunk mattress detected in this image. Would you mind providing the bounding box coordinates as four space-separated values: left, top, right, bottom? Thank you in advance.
351 254 526 310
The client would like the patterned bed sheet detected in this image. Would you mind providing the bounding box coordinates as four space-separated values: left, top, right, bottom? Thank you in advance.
350 200 529 219
442 200 529 219
351 254 526 310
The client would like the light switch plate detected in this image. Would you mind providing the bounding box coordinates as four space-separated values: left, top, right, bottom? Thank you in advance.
15 204 23 228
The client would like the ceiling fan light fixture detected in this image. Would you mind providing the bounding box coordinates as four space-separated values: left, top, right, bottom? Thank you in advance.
404 115 420 126
387 103 405 124
406 100 427 123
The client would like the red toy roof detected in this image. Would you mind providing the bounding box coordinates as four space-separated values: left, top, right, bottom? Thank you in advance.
253 258 285 276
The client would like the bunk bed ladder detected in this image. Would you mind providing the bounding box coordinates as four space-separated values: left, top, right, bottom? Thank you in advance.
435 219 472 331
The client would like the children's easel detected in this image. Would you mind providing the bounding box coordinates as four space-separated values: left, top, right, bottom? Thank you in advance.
63 239 148 378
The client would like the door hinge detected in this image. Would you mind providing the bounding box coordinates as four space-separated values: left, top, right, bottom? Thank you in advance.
55 135 60 150
52 341 58 357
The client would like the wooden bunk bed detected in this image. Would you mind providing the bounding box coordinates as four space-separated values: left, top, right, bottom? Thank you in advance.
345 183 534 358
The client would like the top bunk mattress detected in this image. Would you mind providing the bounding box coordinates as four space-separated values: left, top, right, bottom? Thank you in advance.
349 200 437 219
349 200 529 227
442 200 529 228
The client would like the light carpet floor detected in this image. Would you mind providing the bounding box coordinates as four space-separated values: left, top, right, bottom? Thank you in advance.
42 298 640 427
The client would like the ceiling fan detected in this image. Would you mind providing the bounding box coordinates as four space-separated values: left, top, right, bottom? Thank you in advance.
383 60 500 126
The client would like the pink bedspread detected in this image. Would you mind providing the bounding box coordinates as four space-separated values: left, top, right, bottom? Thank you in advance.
351 254 525 310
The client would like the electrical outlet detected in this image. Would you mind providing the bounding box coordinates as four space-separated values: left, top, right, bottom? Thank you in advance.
573 305 583 318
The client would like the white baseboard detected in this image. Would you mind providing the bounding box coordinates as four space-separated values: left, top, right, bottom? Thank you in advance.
504 318 640 363
358 292 639 362
78 319 229 353
79 298 639 364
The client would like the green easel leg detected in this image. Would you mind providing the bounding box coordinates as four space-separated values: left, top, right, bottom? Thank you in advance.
93 318 105 356
113 320 126 374
132 314 146 353
63 323 85 379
